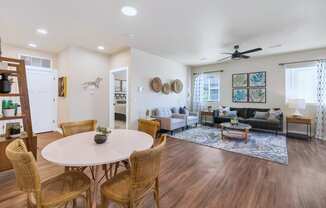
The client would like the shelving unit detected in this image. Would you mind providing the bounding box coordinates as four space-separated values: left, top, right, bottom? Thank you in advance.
0 56 37 172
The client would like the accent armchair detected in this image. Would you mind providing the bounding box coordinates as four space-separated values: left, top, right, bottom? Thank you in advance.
152 107 186 134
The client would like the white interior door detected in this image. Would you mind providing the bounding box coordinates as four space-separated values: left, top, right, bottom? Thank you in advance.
26 67 58 133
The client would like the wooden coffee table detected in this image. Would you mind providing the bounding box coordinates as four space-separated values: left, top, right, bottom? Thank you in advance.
220 122 252 143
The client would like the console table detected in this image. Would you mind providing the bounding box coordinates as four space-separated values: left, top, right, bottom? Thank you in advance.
200 111 214 126
286 116 312 140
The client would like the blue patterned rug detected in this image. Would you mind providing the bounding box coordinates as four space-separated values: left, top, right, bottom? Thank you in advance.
173 126 288 165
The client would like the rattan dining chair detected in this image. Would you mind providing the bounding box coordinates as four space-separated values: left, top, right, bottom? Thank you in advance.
60 120 97 137
113 119 160 175
60 120 98 172
138 119 160 139
6 139 92 208
100 135 166 208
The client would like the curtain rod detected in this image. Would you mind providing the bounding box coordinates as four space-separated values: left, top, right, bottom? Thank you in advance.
279 59 326 66
193 70 224 75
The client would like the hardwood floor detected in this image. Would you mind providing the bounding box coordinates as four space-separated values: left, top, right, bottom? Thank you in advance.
1 132 326 208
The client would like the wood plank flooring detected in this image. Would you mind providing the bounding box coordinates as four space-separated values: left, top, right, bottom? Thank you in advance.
1 132 326 208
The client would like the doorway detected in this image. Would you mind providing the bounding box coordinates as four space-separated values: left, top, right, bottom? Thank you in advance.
109 68 128 129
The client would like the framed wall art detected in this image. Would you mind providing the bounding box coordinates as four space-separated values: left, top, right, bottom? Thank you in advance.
58 76 67 97
249 71 266 87
249 88 266 103
232 73 248 88
232 88 248 103
232 71 266 103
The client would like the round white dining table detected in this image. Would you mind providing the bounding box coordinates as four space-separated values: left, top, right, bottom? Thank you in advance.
41 129 153 208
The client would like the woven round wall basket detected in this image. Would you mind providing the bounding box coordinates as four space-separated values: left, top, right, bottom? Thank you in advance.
150 77 162 93
162 83 171 94
171 79 183 93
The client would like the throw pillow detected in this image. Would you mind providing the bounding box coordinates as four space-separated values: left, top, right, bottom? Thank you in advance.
226 110 237 117
171 107 178 113
218 106 230 116
254 111 269 120
268 109 282 120
179 107 185 114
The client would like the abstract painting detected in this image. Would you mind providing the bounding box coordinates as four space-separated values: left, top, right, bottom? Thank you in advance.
249 71 266 87
232 73 248 87
58 76 67 97
233 88 248 102
249 88 266 103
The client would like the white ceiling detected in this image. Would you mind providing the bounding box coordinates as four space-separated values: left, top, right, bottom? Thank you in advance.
1 0 326 66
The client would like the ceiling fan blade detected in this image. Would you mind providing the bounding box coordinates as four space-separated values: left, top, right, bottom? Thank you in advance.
217 56 231 63
221 52 233 55
241 55 250 59
240 48 262 54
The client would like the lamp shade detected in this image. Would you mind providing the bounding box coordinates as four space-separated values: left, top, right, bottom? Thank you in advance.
287 98 306 110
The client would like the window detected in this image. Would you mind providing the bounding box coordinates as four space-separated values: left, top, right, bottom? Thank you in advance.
194 73 220 102
286 65 317 103
202 74 219 101
20 55 52 68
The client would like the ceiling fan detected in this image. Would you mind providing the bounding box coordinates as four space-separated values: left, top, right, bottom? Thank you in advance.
218 45 262 63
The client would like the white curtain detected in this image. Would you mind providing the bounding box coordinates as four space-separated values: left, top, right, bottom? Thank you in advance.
316 60 326 140
192 73 205 112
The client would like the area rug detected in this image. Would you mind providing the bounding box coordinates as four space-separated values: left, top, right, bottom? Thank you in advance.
173 126 288 165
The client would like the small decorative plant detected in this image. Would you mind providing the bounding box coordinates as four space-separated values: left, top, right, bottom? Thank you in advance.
2 100 19 117
94 126 111 144
97 126 111 135
230 117 239 125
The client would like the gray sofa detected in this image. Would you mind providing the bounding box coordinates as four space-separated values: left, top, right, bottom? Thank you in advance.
152 107 186 133
213 107 283 134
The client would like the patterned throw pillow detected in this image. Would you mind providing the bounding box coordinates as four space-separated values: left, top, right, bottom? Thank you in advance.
268 109 282 120
218 106 230 116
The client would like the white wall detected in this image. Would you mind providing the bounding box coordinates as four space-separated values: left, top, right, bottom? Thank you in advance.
129 48 190 129
57 47 109 126
191 47 326 133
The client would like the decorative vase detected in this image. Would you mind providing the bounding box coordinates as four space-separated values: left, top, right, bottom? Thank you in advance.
94 134 107 144
0 74 12 93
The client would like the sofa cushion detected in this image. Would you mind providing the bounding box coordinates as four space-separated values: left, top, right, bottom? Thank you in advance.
225 110 237 117
230 108 247 118
187 116 198 122
155 108 172 117
245 118 280 125
254 111 269 120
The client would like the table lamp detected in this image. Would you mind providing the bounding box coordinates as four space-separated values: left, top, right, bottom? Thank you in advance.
287 98 306 117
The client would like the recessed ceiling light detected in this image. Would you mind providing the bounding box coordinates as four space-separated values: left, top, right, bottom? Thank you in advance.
121 6 138 16
28 43 37 48
97 46 105 50
36 28 48 35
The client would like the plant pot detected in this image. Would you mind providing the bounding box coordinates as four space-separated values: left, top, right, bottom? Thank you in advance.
3 109 15 117
0 74 12 93
94 134 107 144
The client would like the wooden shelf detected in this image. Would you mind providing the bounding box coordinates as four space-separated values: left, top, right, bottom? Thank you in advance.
0 115 25 121
0 56 36 172
0 69 18 76
0 133 28 142
0 93 21 97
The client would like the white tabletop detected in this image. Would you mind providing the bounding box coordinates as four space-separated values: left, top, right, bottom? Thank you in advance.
41 129 153 167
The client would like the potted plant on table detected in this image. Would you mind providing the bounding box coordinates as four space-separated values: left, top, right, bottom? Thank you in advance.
94 126 111 144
